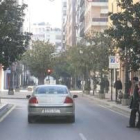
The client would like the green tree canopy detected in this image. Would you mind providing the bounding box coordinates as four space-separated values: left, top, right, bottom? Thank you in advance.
0 0 31 70
106 0 140 71
21 40 55 84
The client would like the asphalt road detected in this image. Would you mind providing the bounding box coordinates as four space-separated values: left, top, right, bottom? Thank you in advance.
0 95 140 140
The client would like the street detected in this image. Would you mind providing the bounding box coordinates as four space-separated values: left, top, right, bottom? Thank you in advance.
0 94 140 140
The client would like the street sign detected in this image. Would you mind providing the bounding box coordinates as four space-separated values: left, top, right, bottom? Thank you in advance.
109 56 120 69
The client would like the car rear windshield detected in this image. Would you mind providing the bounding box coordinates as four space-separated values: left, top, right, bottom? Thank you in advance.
34 86 68 94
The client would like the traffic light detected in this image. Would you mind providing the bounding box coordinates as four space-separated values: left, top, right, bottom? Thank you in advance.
47 69 52 75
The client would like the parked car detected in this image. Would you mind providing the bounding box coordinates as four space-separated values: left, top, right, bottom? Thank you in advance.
27 84 78 123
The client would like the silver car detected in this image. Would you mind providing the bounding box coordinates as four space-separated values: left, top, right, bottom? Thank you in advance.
27 85 78 123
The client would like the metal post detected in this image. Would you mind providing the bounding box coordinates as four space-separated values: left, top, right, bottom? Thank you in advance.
111 69 113 101
124 47 129 98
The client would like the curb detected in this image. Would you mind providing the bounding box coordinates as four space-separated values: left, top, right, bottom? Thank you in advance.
81 93 131 117
0 104 14 119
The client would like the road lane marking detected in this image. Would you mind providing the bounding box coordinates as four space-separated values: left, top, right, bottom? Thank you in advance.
98 104 129 118
79 133 87 140
0 105 16 122
81 95 130 118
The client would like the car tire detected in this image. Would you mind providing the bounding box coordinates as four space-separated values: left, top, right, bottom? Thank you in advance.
28 115 35 123
69 115 75 123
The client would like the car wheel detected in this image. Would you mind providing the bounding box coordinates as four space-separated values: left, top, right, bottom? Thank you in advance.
28 115 35 123
69 115 75 123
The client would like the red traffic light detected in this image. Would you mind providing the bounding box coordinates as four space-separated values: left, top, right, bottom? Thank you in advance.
47 69 52 75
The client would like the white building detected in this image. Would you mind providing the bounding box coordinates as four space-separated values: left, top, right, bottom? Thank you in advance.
31 22 62 50
61 0 67 50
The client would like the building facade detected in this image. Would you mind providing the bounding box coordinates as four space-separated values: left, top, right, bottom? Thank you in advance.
61 0 67 50
65 0 76 47
31 22 62 50
84 0 108 34
75 0 108 44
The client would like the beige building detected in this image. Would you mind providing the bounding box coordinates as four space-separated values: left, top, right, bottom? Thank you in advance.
65 0 76 47
84 0 108 35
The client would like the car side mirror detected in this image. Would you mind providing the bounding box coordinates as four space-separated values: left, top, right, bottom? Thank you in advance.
73 95 78 98
26 95 31 99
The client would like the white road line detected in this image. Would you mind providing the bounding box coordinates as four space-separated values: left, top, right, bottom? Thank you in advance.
0 105 16 122
98 104 129 118
79 133 87 140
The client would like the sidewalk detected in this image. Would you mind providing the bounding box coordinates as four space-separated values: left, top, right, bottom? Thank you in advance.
0 104 14 120
0 90 32 99
77 90 131 117
0 90 32 121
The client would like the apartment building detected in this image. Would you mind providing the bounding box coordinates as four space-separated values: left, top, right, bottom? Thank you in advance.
62 0 67 50
75 0 108 44
84 0 108 34
75 0 85 44
31 22 62 50
65 0 76 47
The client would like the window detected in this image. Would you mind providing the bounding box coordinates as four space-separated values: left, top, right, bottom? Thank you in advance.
34 86 68 94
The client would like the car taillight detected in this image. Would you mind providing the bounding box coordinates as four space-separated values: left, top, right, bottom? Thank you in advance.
29 97 38 104
64 97 73 103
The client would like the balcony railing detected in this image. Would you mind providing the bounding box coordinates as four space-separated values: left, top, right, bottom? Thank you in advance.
91 0 108 7
91 0 108 2
92 18 108 22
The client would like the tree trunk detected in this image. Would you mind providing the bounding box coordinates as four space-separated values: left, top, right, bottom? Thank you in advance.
38 75 45 85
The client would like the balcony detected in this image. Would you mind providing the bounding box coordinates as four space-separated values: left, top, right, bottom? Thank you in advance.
100 8 108 14
92 18 108 26
91 0 108 7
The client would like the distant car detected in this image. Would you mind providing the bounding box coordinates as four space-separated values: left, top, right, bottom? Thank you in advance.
27 85 78 123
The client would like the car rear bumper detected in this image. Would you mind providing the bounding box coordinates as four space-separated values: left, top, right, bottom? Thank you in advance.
28 105 74 117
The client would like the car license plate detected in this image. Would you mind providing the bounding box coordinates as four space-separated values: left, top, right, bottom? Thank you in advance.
42 109 60 114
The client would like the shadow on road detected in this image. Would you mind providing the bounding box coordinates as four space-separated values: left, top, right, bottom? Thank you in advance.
28 117 74 124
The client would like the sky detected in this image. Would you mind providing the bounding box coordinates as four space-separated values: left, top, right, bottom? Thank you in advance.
28 0 62 28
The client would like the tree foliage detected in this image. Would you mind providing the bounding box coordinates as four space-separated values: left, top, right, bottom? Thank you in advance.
67 32 113 77
0 0 31 70
106 0 140 71
21 40 55 84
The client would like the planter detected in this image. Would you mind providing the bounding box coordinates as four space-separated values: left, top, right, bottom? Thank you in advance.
98 93 105 99
15 88 20 92
8 89 14 95
121 98 131 106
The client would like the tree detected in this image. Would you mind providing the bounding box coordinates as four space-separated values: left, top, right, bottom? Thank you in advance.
64 32 113 92
21 40 55 84
106 0 140 71
85 32 113 94
105 0 140 98
0 0 31 70
52 51 74 88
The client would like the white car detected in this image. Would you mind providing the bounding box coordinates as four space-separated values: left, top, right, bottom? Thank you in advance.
27 84 78 123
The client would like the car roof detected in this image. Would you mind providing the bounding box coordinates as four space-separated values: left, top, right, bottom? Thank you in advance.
35 84 68 88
